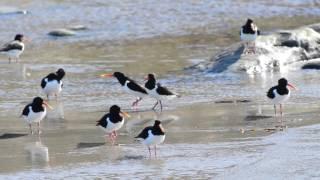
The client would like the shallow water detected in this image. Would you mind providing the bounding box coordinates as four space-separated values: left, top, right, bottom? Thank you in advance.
0 0 320 179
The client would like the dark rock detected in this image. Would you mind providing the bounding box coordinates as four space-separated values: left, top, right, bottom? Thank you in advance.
0 133 28 139
302 63 320 70
244 115 272 121
48 29 77 37
215 99 251 104
77 142 106 149
117 155 144 160
0 7 27 15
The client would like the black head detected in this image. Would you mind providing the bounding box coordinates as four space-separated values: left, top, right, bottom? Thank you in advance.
154 120 161 126
246 19 253 25
148 73 156 80
32 97 44 105
113 72 127 85
278 78 288 87
56 68 66 80
14 34 24 41
113 72 125 78
109 105 121 114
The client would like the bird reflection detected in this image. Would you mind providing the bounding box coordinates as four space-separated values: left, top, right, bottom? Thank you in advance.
24 137 49 165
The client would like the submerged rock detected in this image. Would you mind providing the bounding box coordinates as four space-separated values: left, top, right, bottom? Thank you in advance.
68 25 88 31
0 6 27 15
77 142 106 148
302 62 320 70
48 25 88 37
48 29 77 37
187 23 320 74
0 133 28 139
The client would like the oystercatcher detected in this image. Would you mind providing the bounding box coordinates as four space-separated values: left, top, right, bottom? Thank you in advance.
240 19 260 54
41 68 66 100
135 120 165 158
21 97 52 134
100 72 148 108
0 34 26 63
96 105 130 145
144 73 180 111
267 78 296 122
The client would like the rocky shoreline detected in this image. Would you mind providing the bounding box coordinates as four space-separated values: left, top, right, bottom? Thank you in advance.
186 23 320 74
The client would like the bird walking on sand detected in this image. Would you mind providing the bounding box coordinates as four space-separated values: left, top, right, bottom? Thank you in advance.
0 34 26 63
100 72 148 108
21 97 52 134
267 78 296 125
41 68 66 100
144 73 180 111
240 19 260 54
135 120 165 158
96 105 130 145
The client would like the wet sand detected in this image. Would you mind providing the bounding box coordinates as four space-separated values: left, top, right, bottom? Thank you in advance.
1 98 320 175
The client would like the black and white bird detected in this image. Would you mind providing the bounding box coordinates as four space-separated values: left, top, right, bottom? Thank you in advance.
267 78 296 121
240 19 260 54
21 97 52 134
96 105 129 145
0 34 25 63
41 68 65 100
100 72 148 108
135 120 165 158
144 73 180 111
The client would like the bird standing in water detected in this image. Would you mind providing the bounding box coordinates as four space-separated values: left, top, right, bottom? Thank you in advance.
41 68 66 100
144 73 180 111
240 19 260 54
100 72 148 108
96 105 130 145
135 120 165 158
0 34 26 63
267 78 296 125
21 97 52 134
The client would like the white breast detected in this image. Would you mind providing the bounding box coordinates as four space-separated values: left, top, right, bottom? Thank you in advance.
24 106 47 123
43 79 63 96
271 89 290 104
240 29 258 41
100 117 124 133
142 130 165 146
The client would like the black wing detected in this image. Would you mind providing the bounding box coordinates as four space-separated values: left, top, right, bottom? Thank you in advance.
41 78 47 89
135 126 153 139
96 114 109 128
22 104 31 116
156 83 174 96
0 42 23 51
267 86 276 99
127 81 148 94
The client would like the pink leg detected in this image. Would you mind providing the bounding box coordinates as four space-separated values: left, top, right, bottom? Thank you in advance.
154 145 157 158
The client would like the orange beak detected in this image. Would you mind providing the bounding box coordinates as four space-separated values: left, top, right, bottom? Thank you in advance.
43 101 53 110
159 124 165 132
287 83 296 90
100 73 113 78
23 37 31 43
120 111 130 118
144 76 149 82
